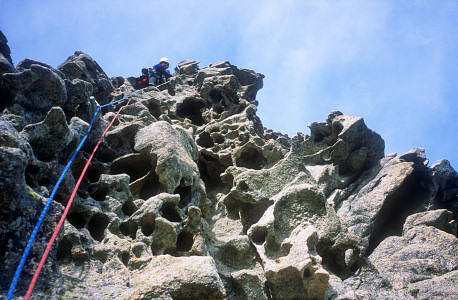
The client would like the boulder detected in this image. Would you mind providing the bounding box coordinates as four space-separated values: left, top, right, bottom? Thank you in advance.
123 255 226 299
403 209 457 235
177 59 200 75
430 159 458 215
369 217 457 294
0 30 13 65
58 51 114 104
1 63 67 124
0 53 16 74
21 107 73 162
134 121 200 192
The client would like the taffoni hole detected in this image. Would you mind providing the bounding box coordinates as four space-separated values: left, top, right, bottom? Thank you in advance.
303 268 312 278
197 131 214 148
25 165 40 187
174 185 192 209
119 219 138 239
87 213 110 242
236 147 266 170
67 211 87 229
120 251 130 267
139 170 161 201
176 231 194 252
209 89 224 103
122 201 138 216
56 238 73 262
90 188 107 202
251 227 267 245
176 98 205 126
140 214 156 236
84 162 105 183
161 202 182 223
147 101 163 119
110 152 152 183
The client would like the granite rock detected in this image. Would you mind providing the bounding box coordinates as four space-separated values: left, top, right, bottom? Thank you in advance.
0 32 457 299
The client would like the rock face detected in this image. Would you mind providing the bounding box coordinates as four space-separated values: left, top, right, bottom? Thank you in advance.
1 33 457 299
0 30 15 73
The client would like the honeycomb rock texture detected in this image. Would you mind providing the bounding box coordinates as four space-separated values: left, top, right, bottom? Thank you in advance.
1 39 457 299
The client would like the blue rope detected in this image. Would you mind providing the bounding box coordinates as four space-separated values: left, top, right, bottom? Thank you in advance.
100 89 143 108
6 87 144 299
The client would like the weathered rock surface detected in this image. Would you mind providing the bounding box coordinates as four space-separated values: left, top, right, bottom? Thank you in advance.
0 30 12 59
1 33 457 299
329 209 457 299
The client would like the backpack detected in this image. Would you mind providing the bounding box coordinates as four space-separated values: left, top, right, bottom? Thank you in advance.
136 68 150 89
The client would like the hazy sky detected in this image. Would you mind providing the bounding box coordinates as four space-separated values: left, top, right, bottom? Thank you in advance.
1 0 457 169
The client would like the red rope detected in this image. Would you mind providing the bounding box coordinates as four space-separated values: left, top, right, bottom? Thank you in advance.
24 97 132 299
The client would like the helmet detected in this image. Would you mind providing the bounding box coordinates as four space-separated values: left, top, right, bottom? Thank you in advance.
159 57 170 64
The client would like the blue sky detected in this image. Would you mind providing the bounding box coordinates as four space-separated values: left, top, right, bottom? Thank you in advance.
1 0 457 169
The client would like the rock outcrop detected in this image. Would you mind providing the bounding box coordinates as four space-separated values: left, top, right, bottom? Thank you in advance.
1 32 457 299
0 30 14 73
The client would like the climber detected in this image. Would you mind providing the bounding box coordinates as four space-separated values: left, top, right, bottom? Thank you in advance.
149 57 173 85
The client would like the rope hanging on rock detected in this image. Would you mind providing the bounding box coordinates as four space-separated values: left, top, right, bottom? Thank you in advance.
6 102 100 300
24 96 134 299
7 88 143 300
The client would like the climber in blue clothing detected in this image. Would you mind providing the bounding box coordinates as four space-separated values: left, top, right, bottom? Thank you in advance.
149 57 173 85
